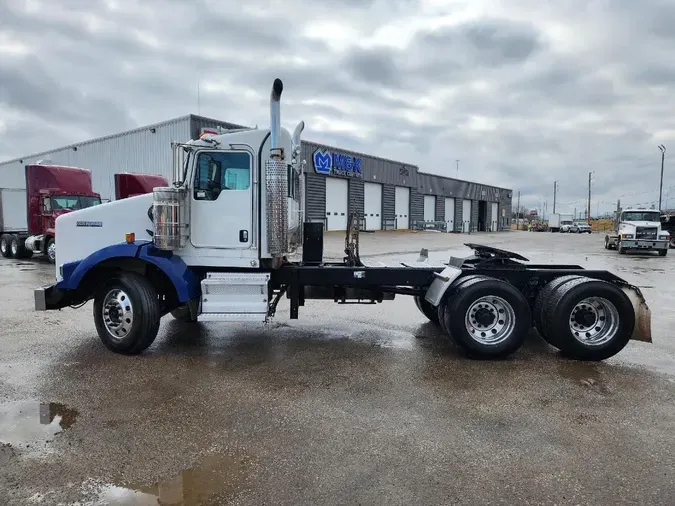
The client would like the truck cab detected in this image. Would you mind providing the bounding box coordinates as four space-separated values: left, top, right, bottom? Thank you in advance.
0 164 102 262
604 208 669 255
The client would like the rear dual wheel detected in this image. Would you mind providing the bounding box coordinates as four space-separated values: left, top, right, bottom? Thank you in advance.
534 276 634 361
438 276 531 360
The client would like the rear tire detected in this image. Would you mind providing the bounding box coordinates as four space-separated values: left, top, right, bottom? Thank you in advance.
10 235 27 259
441 277 531 359
658 249 667 257
93 272 161 354
533 275 584 348
436 275 493 338
540 277 635 361
0 234 10 258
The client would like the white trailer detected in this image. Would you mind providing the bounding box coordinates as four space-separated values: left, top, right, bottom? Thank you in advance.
549 213 573 232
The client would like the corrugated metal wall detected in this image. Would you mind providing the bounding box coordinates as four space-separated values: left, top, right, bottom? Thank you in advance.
348 178 364 216
436 197 444 222
410 188 424 222
304 173 326 222
382 185 396 223
0 117 192 200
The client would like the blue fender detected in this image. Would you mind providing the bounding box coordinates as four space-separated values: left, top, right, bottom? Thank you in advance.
56 241 199 303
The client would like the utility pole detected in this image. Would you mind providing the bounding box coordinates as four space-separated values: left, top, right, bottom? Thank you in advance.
574 207 576 220
516 190 521 222
456 160 459 178
553 181 557 214
587 172 593 221
658 145 666 211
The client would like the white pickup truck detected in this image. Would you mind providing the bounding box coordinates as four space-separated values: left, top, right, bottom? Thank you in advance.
604 209 670 256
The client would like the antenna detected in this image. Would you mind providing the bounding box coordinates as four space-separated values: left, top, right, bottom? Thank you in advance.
197 81 201 116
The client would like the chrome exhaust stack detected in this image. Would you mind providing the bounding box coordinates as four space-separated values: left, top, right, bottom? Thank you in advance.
266 78 288 256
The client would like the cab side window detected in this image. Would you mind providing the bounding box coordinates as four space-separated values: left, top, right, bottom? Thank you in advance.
193 151 251 201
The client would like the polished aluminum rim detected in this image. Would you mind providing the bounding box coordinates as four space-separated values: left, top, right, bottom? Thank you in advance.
464 295 516 345
0 238 6 254
11 240 17 255
47 242 56 261
102 289 134 340
569 297 619 346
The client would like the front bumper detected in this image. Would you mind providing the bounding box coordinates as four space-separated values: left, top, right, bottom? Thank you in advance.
620 239 668 250
34 284 73 311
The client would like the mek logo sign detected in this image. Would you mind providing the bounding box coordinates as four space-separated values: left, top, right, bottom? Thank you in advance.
313 149 363 178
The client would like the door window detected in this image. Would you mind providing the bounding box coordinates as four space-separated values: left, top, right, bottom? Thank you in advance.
193 151 251 201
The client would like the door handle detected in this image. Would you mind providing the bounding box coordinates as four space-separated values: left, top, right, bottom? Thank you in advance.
239 230 248 242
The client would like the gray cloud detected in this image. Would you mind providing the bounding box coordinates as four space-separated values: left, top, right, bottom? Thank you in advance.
1 0 675 214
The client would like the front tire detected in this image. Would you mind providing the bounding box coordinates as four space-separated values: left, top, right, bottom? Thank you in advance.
540 277 635 361
93 272 161 354
45 237 56 264
441 277 531 359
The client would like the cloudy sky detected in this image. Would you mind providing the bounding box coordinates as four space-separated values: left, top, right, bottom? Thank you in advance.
1 0 675 216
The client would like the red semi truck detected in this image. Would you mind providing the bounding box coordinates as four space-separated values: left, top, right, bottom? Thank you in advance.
0 164 102 263
114 173 169 199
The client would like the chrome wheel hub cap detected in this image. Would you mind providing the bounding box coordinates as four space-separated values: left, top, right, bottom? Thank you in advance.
102 289 134 340
569 297 619 346
465 295 516 345
47 243 56 261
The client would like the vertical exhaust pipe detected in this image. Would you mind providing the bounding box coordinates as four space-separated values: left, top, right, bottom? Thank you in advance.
266 78 288 256
270 78 283 159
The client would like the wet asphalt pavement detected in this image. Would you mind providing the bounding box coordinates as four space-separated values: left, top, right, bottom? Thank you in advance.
1 230 675 505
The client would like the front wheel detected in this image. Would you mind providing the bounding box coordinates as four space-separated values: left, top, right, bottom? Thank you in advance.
93 272 161 354
46 237 56 264
441 277 531 359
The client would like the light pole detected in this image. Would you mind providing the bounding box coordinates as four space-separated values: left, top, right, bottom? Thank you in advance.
658 145 666 211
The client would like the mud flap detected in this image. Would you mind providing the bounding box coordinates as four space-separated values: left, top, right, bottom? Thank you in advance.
621 285 652 343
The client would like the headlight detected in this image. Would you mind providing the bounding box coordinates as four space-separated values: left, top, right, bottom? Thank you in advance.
621 234 634 239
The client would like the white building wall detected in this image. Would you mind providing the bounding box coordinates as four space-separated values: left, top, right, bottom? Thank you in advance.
0 117 192 201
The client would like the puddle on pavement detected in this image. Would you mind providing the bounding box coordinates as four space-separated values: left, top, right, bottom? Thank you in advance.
0 400 78 448
92 452 252 505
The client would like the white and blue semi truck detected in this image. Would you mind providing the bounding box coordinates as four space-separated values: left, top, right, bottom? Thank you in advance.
34 78 652 361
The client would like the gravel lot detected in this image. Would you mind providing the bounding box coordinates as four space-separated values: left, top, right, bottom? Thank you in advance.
1 230 674 505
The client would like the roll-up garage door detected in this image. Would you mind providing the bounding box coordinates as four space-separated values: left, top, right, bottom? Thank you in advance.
395 186 410 229
423 195 435 222
445 198 455 232
491 202 499 231
325 178 348 231
363 182 382 230
462 199 472 232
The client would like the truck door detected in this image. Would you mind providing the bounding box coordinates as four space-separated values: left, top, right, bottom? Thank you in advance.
189 149 253 250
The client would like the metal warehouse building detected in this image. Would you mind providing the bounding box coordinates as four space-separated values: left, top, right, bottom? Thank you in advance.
0 114 512 232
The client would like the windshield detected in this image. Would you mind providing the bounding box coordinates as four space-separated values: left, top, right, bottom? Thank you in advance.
51 195 102 211
622 211 660 222
561 220 573 225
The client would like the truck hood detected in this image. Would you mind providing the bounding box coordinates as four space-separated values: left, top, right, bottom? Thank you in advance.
619 221 661 229
54 193 155 280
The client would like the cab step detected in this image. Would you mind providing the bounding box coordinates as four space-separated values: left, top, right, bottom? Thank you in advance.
197 272 270 323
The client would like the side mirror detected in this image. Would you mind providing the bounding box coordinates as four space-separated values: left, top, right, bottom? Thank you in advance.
42 198 51 213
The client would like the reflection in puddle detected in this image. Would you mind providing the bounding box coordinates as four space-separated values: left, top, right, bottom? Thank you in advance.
94 452 252 505
0 400 78 447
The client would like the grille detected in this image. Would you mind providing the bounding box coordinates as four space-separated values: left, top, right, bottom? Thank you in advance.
636 227 657 239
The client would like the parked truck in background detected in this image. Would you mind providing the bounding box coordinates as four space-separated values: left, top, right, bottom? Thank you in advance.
0 164 102 263
604 208 669 256
549 213 573 232
114 173 169 200
660 213 675 249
